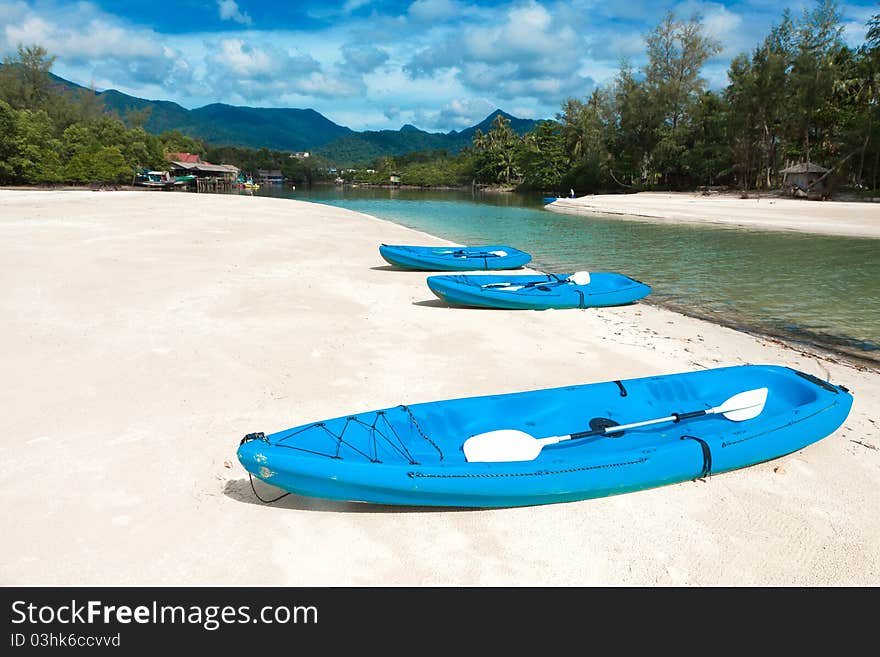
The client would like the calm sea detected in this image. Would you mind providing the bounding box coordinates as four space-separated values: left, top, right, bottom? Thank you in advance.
248 185 879 365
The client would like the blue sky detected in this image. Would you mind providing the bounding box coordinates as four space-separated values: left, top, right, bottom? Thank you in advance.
0 1 877 131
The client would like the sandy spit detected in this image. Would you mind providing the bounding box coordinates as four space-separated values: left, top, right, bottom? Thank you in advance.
0 189 877 586
547 191 880 239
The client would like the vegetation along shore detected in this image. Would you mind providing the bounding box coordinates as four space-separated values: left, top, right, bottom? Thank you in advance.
3 2 880 198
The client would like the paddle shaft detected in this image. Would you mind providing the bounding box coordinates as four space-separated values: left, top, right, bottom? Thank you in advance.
437 250 504 258
462 387 768 463
482 276 565 289
566 410 707 441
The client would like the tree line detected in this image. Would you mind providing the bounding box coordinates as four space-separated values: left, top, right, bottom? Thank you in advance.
2 0 879 195
0 46 195 184
0 46 331 186
366 0 880 196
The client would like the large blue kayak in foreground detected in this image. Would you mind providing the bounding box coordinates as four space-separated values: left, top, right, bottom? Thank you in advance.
426 272 651 309
379 244 531 271
237 365 852 508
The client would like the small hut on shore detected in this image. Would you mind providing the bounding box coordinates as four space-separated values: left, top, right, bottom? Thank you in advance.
165 153 239 192
781 162 830 199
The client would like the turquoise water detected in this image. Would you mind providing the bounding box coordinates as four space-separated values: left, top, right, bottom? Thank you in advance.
251 186 880 364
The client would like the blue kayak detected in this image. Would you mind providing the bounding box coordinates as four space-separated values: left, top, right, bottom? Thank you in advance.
379 244 531 271
426 271 651 309
236 365 852 508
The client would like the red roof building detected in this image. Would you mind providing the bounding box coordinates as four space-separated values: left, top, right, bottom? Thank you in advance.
165 152 203 164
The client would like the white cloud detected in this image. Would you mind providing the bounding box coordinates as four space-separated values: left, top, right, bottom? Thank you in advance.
4 16 52 47
702 6 743 41
213 39 270 76
217 0 252 26
435 96 496 128
4 0 870 133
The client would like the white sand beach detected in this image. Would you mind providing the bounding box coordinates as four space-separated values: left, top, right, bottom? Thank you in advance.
0 189 877 586
547 191 880 238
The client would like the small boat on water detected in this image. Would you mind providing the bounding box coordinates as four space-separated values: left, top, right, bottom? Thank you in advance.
426 271 650 309
133 170 176 189
236 365 853 507
379 244 532 271
236 173 260 190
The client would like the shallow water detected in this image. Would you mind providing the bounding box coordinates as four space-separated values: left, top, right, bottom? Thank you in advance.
250 185 880 363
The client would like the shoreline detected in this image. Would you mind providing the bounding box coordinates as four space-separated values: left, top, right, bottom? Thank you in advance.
546 191 880 239
2 189 875 366
638 298 878 372
1 189 877 586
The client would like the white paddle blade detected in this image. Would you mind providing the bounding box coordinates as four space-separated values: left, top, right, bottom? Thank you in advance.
567 271 591 285
715 387 768 421
463 429 543 463
489 250 508 257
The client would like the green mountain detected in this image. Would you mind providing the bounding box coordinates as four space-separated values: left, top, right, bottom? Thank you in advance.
97 93 354 152
315 110 539 164
47 73 352 151
46 73 541 162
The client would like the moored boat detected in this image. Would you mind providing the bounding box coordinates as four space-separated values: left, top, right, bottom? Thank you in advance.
236 364 853 508
133 170 176 189
426 271 650 309
379 244 532 271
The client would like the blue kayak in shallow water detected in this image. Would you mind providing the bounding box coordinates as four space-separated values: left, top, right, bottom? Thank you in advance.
426 271 651 309
236 365 852 508
379 244 532 271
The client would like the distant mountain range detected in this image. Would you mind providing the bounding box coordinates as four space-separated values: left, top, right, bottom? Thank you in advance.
317 112 539 163
48 73 542 163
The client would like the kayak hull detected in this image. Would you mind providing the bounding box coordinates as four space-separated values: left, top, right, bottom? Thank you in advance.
236 365 852 508
379 244 531 271
426 272 651 309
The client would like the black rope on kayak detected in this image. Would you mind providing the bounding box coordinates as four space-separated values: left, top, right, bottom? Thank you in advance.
240 431 268 445
275 417 385 461
367 412 381 462
408 456 647 478
315 421 373 462
275 423 318 444
613 380 628 397
350 412 415 464
258 407 443 464
399 404 444 461
247 473 290 504
680 435 712 479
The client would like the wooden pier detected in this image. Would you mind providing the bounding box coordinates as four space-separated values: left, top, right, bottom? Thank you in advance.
195 176 234 193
